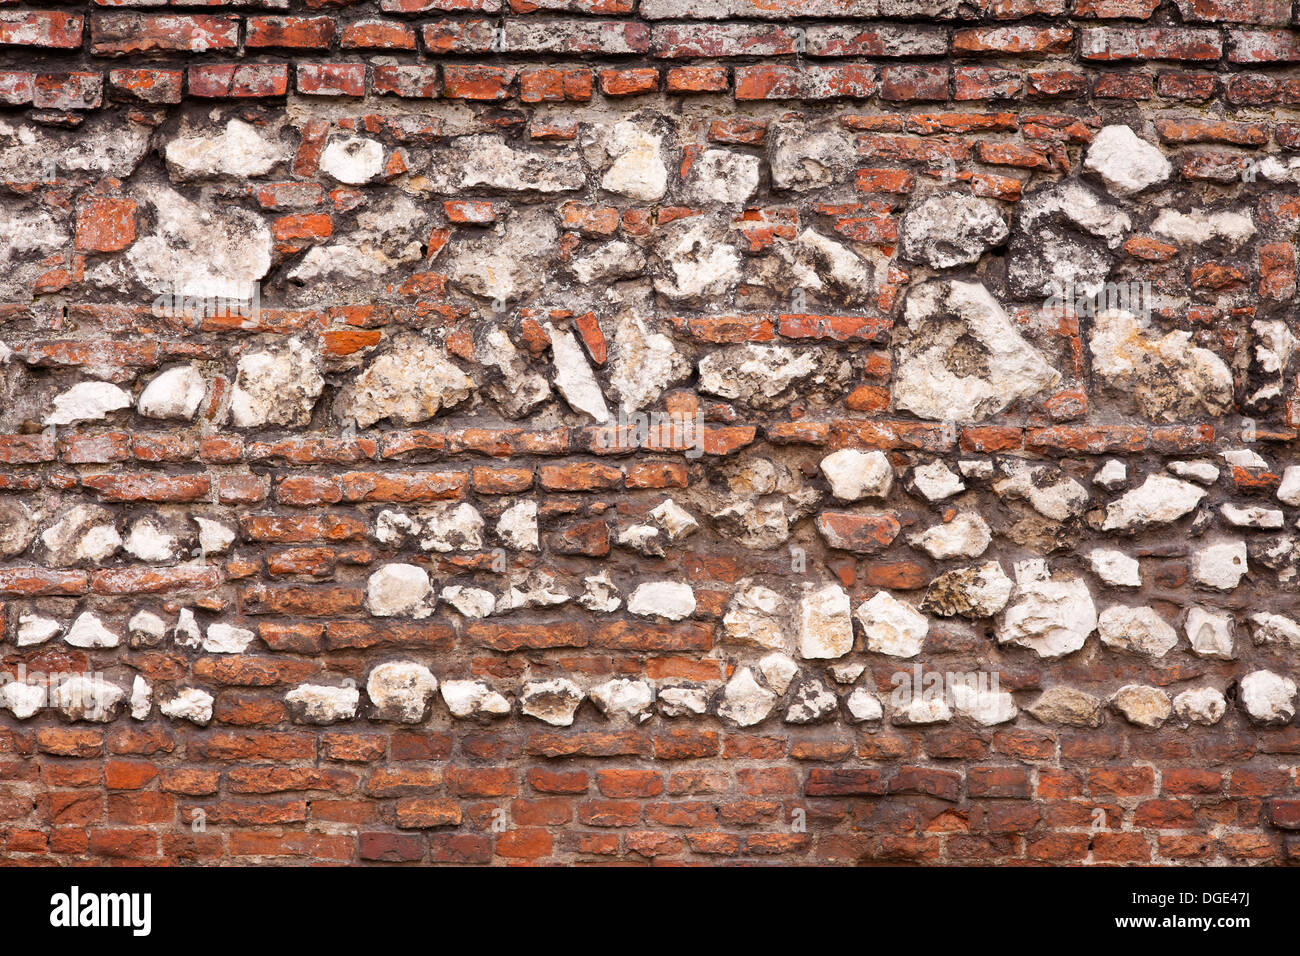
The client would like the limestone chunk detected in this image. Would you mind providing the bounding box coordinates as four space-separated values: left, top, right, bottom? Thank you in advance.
164 118 286 181
520 678 584 727
892 693 953 726
1027 686 1105 728
893 279 1059 422
819 449 892 502
899 193 1009 269
193 517 236 556
911 461 965 501
717 667 777 727
130 676 151 721
922 561 1013 618
441 679 510 719
2 679 44 719
627 581 695 621
137 365 205 420
722 584 788 651
683 149 759 204
699 344 848 410
65 612 119 649
446 209 559 305
0 499 34 558
440 585 496 619
608 315 689 413
1111 684 1172 730
427 135 585 193
496 570 570 613
203 622 255 654
336 333 472 428
996 562 1096 659
229 338 324 429
41 504 120 565
172 608 201 649
496 501 539 552
1098 605 1177 658
1101 474 1206 531
1173 686 1227 726
588 678 654 723
548 323 609 422
1222 503 1284 529
1094 459 1127 489
768 120 856 191
45 381 131 426
160 687 213 726
949 679 1018 726
845 687 884 723
285 684 360 725
362 671 428 731
785 677 838 724
657 685 710 718
1278 465 1300 506
1169 460 1220 485
123 519 176 562
909 512 991 560
1191 540 1247 590
55 675 125 723
855 591 928 658
1239 670 1297 725
479 327 549 419
365 563 434 618
16 613 59 647
1083 124 1172 197
1248 611 1300 647
994 460 1089 521
419 503 484 553
578 571 621 613
1088 549 1141 587
649 499 698 541
1185 606 1235 660
758 652 798 695
598 122 667 201
652 216 741 304
128 610 166 648
799 583 854 659
320 135 384 185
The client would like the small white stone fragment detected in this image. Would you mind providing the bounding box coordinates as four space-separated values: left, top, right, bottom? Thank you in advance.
1027 686 1105 728
123 519 177 562
1185 606 1235 660
1101 474 1206 531
160 687 214 726
1239 670 1297 725
64 612 119 649
909 512 991 560
130 676 151 721
1088 548 1141 587
1168 460 1220 485
1222 503 1284 529
892 692 953 726
785 677 838 724
172 608 201 649
548 323 609 422
722 584 787 650
855 591 928 658
758 652 798 695
137 365 206 420
1173 686 1227 726
365 563 434 618
578 571 621 613
828 662 865 685
519 678 584 727
16 613 59 647
1222 448 1268 469
320 135 384 185
285 684 360 725
54 675 125 723
649 499 698 541
193 517 236 555
367 662 438 723
949 678 1018 726
203 622 255 654
496 501 539 552
45 381 132 426
996 561 1097 659
1278 465 1300 506
799 583 854 660
1191 539 1248 590
1097 605 1177 658
819 449 893 502
1094 459 1128 489
1248 611 1300 647
911 461 965 501
657 685 710 718
588 678 654 723
128 610 166 647
2 679 45 719
1083 124 1172 197
440 585 496 619
717 667 777 727
845 687 883 723
1111 684 1172 730
627 581 695 621
441 679 510 719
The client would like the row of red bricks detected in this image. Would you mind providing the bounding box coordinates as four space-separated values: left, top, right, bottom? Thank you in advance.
7 10 1300 62
14 61 1300 109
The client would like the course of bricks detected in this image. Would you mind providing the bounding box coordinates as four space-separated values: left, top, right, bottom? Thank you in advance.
1 0 1300 866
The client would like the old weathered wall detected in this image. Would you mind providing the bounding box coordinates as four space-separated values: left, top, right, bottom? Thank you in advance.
1 0 1299 866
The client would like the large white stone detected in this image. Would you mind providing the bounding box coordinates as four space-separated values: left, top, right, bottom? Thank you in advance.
1185 606 1235 660
229 338 323 429
320 135 385 185
367 661 438 723
441 679 510 719
160 687 214 726
1097 605 1177 658
1083 124 1172 197
137 364 206 420
855 591 928 658
799 583 854 659
909 512 991 560
519 678 584 726
203 622 255 654
1191 539 1248 590
365 563 434 618
548 323 609 422
722 584 788 650
1173 686 1227 726
1088 548 1141 587
165 118 286 181
627 581 695 621
717 667 777 727
598 122 667 201
588 678 654 723
819 449 892 502
1101 474 1206 531
1239 670 1297 725
45 381 131 426
996 561 1096 659
285 684 360 724
64 612 119 649
336 333 472 428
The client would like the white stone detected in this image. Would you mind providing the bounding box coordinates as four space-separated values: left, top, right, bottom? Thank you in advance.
2 679 44 719
628 581 695 620
336 334 472 428
495 570 570 613
16 613 59 647
130 676 151 721
1173 686 1227 726
758 652 798 695
1088 548 1141 587
64 612 119 649
1094 459 1127 489
949 679 1018 726
899 192 1009 269
320 135 384 185
1191 539 1248 590
137 364 205 420
41 505 121 564
909 512 991 560
922 561 1014 618
45 381 131 426
588 678 654 723
1279 466 1300 506
496 501 539 552
426 135 584 193
996 561 1096 659
229 338 323 429
1248 611 1300 647
128 610 166 646
599 122 667 201
1169 460 1220 485
684 149 759 204
1152 208 1255 246
548 323 609 422
855 591 928 658
1222 503 1284 529
606 315 689 413
194 517 236 555
54 675 124 723
366 563 434 618
785 677 838 724
123 519 176 562
819 449 893 502
911 461 965 501
441 679 510 719
994 460 1089 521
892 692 953 726
578 571 621 613
366 661 438 723
653 216 741 303
799 583 854 659
1101 474 1206 531
657 685 710 718
1239 670 1297 725
172 608 201 649
828 662 865 685
722 584 787 650
1184 606 1234 660
1097 605 1177 658
285 684 360 724
203 622 255 654
845 687 883 723
165 118 286 181
160 687 213 726
440 585 496 619
1111 684 1172 730
1083 124 1172 197
649 498 698 541
419 503 484 553
717 667 777 727
519 678 584 727
1027 686 1104 727
1223 448 1268 468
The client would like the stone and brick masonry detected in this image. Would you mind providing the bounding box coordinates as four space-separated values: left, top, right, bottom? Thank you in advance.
0 0 1297 866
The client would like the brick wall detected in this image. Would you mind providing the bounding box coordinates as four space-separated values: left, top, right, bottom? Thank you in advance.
0 0 1298 866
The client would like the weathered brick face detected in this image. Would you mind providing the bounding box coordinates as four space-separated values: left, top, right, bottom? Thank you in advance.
0 0 1298 867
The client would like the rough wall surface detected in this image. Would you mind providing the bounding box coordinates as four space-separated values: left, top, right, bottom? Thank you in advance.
2 0 1300 867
